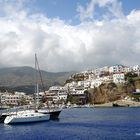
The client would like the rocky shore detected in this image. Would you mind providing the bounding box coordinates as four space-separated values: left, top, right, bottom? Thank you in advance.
94 100 140 108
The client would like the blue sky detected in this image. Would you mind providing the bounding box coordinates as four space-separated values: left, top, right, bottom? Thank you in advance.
0 0 140 72
29 0 140 24
33 0 88 24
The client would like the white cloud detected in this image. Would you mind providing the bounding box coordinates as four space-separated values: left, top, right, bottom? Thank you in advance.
77 0 95 21
77 0 124 21
0 0 140 72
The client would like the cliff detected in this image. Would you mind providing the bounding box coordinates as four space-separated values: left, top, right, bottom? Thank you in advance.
86 77 140 104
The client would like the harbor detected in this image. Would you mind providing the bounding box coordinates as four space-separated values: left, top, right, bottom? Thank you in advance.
0 107 140 140
0 0 140 139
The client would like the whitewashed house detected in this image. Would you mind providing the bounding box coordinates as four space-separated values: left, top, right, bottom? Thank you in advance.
77 81 84 87
83 80 91 89
113 73 125 84
35 92 45 102
124 66 133 73
109 65 126 74
47 86 68 103
133 65 140 76
71 87 85 95
90 78 103 88
102 75 113 82
65 81 77 90
0 93 23 105
133 65 140 71
88 73 96 80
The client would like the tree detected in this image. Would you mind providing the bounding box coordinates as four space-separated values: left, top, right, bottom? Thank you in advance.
125 72 138 80
125 72 138 85
18 96 28 106
84 90 94 104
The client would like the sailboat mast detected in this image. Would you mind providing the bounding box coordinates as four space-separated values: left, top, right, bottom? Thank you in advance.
35 53 38 110
34 54 50 109
36 83 39 108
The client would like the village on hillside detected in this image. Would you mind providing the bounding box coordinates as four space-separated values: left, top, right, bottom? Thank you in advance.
0 64 140 108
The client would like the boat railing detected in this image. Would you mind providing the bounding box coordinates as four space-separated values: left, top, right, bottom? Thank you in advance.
0 105 35 115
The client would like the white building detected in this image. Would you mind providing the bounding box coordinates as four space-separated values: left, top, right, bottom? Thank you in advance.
124 66 133 73
70 87 85 95
35 92 45 102
57 91 68 101
1 93 23 105
93 68 101 76
15 91 26 96
101 66 109 72
133 65 140 76
88 73 96 80
48 86 68 103
83 80 91 89
101 75 113 83
90 78 103 88
133 65 140 71
113 73 125 84
109 65 126 74
0 91 34 106
77 81 84 87
65 81 77 90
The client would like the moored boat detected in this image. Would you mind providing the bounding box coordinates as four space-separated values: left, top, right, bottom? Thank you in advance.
38 107 61 120
0 54 62 124
0 107 61 123
4 111 50 124
34 54 62 119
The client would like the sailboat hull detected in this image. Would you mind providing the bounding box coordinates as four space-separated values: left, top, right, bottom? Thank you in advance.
4 113 50 124
0 115 7 123
38 109 61 120
50 110 61 120
1 108 61 123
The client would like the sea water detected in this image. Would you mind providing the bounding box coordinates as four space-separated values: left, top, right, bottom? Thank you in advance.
0 107 140 140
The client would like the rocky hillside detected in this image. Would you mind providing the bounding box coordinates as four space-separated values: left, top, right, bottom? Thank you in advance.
86 76 140 104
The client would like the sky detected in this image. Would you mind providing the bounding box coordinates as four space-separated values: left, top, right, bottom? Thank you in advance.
0 0 140 72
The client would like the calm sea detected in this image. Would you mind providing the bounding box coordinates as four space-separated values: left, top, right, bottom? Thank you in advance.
0 107 140 140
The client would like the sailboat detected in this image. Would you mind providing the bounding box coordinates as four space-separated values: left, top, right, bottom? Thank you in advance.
1 54 62 124
4 110 50 124
34 54 62 120
3 54 51 124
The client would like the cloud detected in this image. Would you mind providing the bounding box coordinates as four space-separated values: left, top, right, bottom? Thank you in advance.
77 0 95 21
0 0 140 72
77 0 124 21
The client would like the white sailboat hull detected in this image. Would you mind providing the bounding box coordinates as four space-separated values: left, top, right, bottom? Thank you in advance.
4 112 50 124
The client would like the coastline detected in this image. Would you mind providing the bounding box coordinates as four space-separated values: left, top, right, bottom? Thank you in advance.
94 100 140 108
66 100 140 109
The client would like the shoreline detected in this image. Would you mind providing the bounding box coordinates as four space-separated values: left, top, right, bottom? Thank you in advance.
93 100 140 108
66 100 140 108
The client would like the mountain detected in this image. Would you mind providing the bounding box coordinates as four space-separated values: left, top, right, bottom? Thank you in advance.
0 66 73 94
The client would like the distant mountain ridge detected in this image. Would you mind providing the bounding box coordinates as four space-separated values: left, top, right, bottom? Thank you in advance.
0 66 74 93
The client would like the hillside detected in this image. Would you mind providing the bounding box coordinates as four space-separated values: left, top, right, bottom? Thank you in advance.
0 66 73 93
86 76 140 104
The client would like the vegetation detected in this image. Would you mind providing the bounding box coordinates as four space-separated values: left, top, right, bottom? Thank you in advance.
67 95 79 104
0 86 14 93
125 72 138 85
17 96 28 106
67 94 86 105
